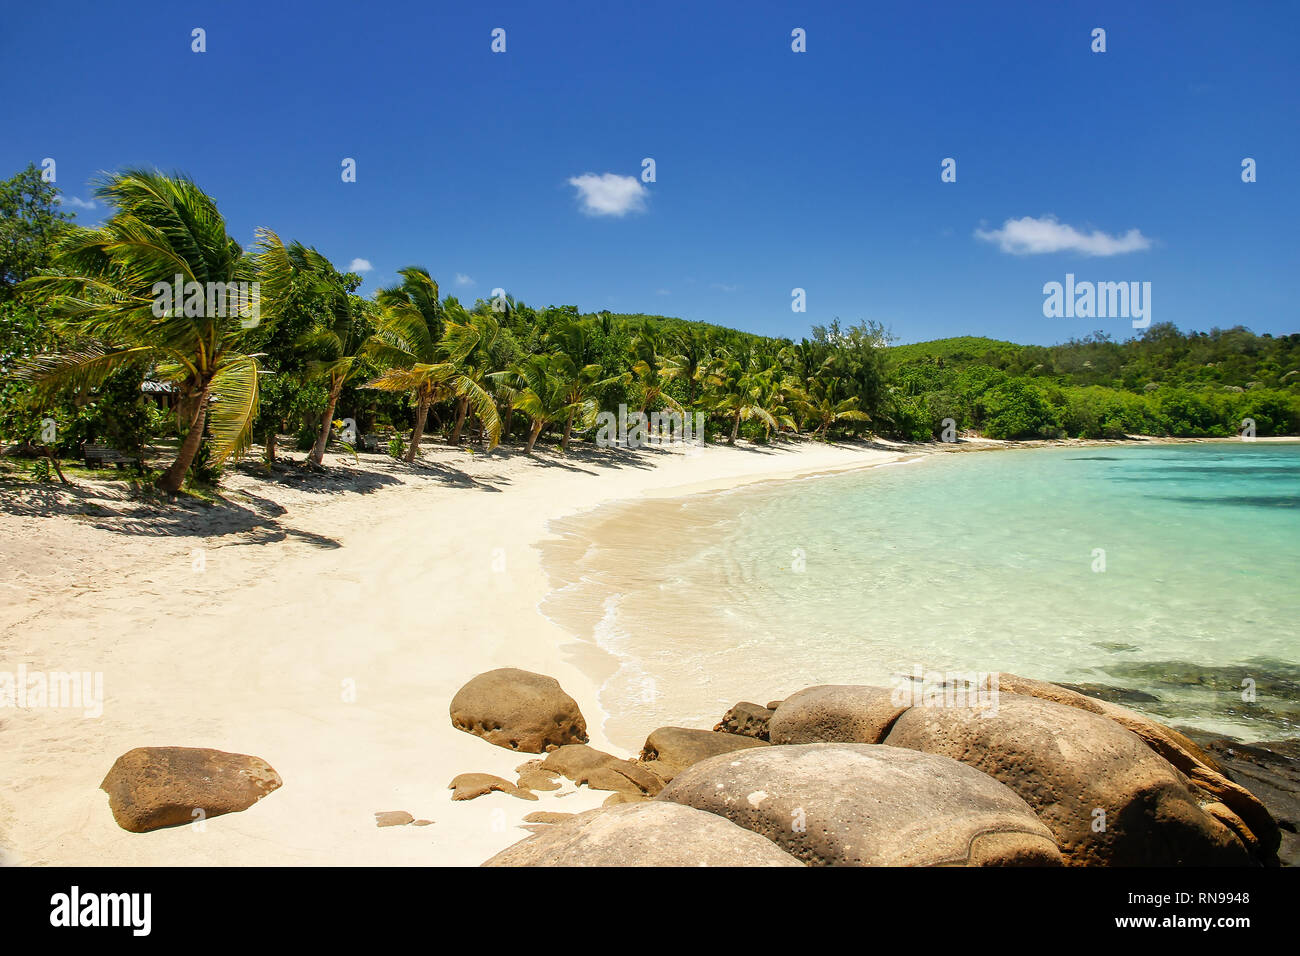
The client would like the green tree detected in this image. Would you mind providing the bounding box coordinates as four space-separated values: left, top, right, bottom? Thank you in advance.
0 164 74 300
21 169 283 492
506 353 614 454
363 297 501 461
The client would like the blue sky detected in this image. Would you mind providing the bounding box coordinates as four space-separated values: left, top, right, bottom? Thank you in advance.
2 0 1296 345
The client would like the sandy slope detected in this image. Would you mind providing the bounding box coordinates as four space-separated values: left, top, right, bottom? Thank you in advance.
0 438 909 866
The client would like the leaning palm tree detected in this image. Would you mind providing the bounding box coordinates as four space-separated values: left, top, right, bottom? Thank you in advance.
507 353 609 454
629 326 683 417
444 305 502 445
262 241 372 466
662 325 711 406
20 168 285 493
363 300 500 461
507 355 566 454
551 355 626 451
792 374 872 438
704 353 778 445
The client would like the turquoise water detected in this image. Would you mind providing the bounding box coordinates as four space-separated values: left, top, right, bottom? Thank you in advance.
545 442 1300 747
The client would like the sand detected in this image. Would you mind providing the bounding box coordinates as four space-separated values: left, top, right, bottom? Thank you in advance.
0 437 911 866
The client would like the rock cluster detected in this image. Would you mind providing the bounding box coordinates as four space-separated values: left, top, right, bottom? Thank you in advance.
458 668 1286 867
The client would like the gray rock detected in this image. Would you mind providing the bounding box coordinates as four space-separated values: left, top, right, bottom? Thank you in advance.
638 726 768 782
768 685 909 745
657 742 1061 866
884 694 1251 866
482 802 805 867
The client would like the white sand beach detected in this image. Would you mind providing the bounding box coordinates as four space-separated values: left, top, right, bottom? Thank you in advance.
0 439 912 866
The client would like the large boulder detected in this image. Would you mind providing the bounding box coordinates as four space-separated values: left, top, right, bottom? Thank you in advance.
638 726 769 782
768 685 908 745
450 668 588 753
884 694 1251 866
657 743 1061 866
980 673 1278 860
100 747 282 833
714 701 775 740
482 802 805 867
1188 736 1300 867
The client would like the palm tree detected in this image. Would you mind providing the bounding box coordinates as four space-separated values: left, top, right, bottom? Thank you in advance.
792 374 871 438
629 326 683 417
553 355 625 451
508 355 568 454
507 353 613 454
704 351 778 445
662 325 711 406
377 267 444 341
444 304 502 445
363 299 500 461
263 241 371 466
749 362 798 441
20 169 283 493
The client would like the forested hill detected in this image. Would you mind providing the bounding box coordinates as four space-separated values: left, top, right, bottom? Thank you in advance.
885 326 1300 439
889 328 1300 391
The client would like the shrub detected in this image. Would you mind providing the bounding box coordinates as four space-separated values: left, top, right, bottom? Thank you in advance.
979 380 1060 439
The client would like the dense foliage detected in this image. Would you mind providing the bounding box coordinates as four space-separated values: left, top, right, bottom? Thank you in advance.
0 166 1296 491
888 328 1300 440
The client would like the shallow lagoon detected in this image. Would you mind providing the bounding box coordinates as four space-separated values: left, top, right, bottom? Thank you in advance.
542 442 1300 748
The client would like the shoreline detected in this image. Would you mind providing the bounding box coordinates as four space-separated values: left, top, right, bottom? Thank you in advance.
537 435 1300 751
2 433 1296 866
0 437 910 866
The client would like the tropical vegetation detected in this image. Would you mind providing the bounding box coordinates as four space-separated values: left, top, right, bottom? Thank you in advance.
1 165 1297 492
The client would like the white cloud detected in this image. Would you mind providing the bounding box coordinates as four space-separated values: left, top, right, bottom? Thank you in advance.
348 258 373 273
975 215 1152 256
60 196 97 210
455 273 475 287
711 282 738 293
567 172 648 217
655 288 671 296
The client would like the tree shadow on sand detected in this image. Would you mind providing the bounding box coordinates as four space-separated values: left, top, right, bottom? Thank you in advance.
0 478 347 547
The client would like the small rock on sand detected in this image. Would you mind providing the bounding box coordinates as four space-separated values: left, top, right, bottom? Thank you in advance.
449 772 539 801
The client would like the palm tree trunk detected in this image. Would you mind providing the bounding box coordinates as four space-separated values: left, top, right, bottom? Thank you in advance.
526 419 544 455
729 410 741 445
38 445 71 485
309 378 344 466
502 406 514 444
562 411 574 451
450 396 469 444
158 383 211 493
265 428 278 464
406 394 431 463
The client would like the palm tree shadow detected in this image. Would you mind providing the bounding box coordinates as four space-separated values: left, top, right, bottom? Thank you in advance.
0 479 343 548
405 456 511 491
